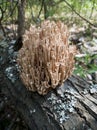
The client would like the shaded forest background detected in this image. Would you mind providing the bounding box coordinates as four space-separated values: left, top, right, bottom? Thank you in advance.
1 0 97 36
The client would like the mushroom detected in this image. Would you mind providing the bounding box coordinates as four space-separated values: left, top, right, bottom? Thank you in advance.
17 20 76 95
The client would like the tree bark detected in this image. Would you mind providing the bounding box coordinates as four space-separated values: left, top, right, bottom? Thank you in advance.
0 47 97 130
17 0 26 38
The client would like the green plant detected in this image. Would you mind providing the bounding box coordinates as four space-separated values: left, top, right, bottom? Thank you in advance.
74 53 97 77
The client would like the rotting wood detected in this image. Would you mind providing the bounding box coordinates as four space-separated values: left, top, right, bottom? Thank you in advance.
0 46 97 130
74 102 97 130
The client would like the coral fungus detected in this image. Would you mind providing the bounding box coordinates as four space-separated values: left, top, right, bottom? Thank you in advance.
17 21 76 95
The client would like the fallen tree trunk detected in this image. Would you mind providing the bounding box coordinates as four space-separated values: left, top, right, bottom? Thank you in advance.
0 47 97 130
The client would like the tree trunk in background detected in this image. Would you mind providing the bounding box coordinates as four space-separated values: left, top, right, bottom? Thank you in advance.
17 0 26 38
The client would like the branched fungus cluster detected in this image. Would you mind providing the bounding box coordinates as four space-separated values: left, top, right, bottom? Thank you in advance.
17 21 76 95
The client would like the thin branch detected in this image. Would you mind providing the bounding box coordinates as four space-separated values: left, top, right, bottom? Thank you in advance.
0 6 6 36
63 0 97 27
37 0 44 19
43 0 48 19
0 6 4 21
10 1 18 17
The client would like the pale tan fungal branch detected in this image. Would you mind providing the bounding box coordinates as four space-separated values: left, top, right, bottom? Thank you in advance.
17 20 76 95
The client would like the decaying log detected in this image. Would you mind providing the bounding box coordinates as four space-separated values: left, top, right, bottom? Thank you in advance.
0 46 97 130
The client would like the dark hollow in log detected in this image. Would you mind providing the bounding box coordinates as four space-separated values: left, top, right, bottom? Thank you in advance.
0 47 97 130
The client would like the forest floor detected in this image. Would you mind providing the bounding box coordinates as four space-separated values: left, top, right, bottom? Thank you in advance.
0 23 97 130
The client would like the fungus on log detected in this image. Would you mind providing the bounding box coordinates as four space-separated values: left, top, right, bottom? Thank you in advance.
17 20 76 95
